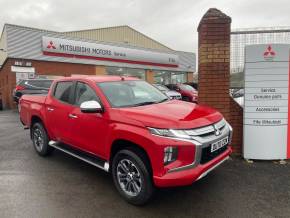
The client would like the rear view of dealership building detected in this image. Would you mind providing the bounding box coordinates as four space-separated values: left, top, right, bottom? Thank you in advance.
0 24 196 109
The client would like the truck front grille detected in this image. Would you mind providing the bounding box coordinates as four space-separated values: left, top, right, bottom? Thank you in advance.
184 119 226 139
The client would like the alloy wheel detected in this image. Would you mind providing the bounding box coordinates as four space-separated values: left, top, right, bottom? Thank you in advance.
33 128 44 152
116 159 142 197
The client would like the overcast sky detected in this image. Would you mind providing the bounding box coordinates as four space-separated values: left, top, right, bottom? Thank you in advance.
0 0 289 53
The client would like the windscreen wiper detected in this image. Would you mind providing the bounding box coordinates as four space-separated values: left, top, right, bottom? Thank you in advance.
157 98 169 103
132 99 168 107
132 101 156 107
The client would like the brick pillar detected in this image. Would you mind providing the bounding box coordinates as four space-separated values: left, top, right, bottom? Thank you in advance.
198 8 231 120
146 70 154 83
95 66 106 75
187 72 194 83
198 8 243 154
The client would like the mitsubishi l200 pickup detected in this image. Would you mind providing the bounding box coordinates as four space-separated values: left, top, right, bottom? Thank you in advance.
19 76 232 205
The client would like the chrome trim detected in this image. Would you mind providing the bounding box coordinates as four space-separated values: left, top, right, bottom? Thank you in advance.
196 156 229 181
68 114 78 119
184 118 226 136
48 140 110 172
47 107 54 112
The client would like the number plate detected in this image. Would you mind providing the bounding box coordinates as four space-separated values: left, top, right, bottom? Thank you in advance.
211 137 228 152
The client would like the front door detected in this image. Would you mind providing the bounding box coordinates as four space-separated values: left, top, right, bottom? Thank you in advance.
68 81 109 158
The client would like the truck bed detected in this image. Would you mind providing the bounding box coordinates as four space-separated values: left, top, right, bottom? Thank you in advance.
21 94 47 103
19 94 47 127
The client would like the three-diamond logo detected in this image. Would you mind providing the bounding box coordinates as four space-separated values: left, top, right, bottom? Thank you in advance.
213 125 221 136
47 41 56 49
263 45 275 61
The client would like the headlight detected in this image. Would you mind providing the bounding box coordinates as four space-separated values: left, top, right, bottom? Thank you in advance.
148 127 191 139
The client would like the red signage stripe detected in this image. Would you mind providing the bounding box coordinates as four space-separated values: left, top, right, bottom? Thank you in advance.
43 51 179 68
288 53 290 159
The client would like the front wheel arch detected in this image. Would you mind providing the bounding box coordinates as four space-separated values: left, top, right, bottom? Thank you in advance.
110 139 153 176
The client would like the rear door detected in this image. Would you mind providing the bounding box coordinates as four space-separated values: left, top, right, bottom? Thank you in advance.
68 81 109 158
45 81 75 144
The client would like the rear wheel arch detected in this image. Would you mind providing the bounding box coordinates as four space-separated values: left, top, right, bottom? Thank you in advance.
30 116 46 139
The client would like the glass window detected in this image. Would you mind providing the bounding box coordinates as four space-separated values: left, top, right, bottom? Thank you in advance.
98 80 168 108
74 82 99 106
154 71 171 85
54 81 73 103
20 80 53 89
153 71 187 85
171 72 187 84
106 66 146 80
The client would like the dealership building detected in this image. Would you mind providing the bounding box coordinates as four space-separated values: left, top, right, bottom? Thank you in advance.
0 24 196 109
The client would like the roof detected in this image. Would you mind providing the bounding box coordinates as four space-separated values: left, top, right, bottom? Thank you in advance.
63 25 173 51
1 23 172 52
1 24 196 72
59 75 140 83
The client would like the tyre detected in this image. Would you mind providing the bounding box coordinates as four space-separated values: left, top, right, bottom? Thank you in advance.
31 122 54 156
112 149 154 205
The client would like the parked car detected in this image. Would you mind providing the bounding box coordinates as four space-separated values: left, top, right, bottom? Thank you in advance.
13 79 53 104
184 82 198 90
231 88 244 107
19 76 232 205
232 88 244 98
166 83 198 103
152 84 181 100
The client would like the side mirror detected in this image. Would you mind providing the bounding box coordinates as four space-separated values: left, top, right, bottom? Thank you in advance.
80 101 103 113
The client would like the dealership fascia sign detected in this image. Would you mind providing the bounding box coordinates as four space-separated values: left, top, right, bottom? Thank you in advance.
243 44 290 160
42 36 179 68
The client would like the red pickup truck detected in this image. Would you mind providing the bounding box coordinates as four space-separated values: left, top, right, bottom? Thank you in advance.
19 76 232 205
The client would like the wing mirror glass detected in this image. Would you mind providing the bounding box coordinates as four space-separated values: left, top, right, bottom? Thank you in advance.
80 101 103 113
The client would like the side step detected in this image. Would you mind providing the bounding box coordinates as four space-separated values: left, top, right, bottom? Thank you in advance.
49 140 109 172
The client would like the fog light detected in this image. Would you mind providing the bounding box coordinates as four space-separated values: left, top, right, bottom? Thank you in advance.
164 146 178 165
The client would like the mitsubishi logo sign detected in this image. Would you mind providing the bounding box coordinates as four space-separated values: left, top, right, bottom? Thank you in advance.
263 45 276 60
41 36 179 68
47 41 56 49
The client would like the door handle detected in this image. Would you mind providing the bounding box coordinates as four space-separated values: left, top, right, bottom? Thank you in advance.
47 107 54 112
68 114 78 119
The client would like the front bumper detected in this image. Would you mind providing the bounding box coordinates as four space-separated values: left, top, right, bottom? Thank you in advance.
153 146 232 187
153 119 233 187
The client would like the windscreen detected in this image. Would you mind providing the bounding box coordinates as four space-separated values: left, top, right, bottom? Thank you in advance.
98 80 168 108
